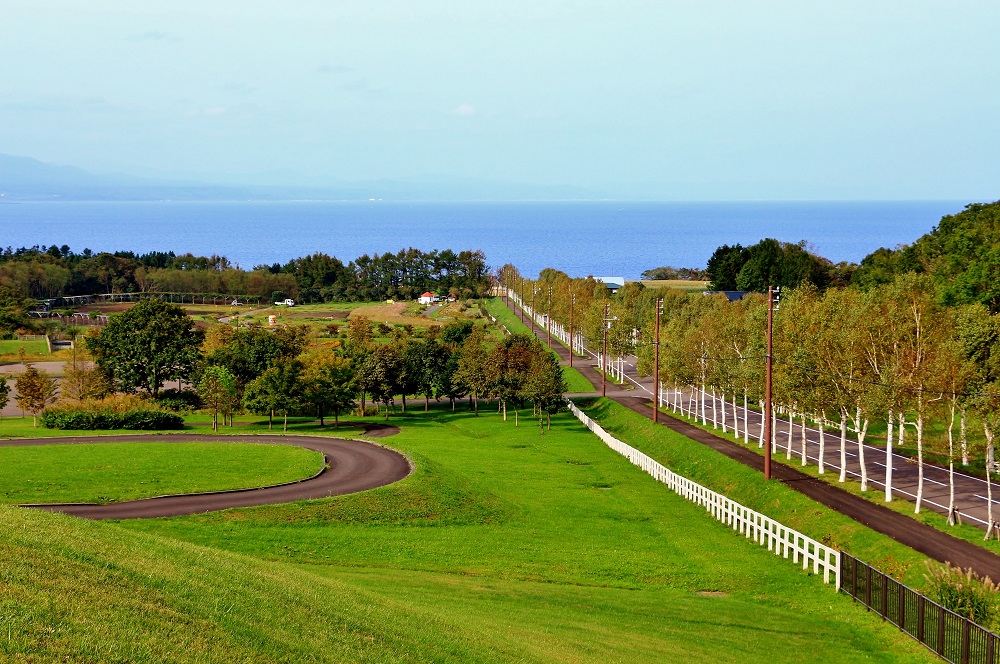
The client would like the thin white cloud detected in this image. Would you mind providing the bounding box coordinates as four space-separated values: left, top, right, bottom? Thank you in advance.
453 103 475 117
203 106 227 117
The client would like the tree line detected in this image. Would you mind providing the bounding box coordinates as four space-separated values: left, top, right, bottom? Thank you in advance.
0 245 489 302
10 298 566 432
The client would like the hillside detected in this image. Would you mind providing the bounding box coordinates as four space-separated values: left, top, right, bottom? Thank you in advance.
3 407 935 662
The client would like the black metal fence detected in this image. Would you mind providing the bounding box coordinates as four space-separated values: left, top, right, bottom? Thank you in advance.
841 553 999 663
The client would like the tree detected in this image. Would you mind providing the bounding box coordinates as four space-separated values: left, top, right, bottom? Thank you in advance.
0 377 9 422
524 351 567 431
302 351 357 427
14 363 57 426
85 298 204 397
242 358 304 431
198 365 238 431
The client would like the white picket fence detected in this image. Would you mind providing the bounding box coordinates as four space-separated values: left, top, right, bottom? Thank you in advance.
566 401 841 588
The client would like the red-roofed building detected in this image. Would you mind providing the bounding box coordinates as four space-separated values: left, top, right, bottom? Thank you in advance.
418 292 438 305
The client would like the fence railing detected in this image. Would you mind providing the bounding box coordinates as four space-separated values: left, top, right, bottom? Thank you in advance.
842 553 999 664
566 400 841 588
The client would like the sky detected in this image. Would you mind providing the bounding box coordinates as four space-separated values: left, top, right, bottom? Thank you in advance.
2 1 999 200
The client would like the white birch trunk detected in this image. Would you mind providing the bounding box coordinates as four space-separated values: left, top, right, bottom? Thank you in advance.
885 409 894 502
960 408 969 466
743 393 749 444
947 401 956 525
818 411 826 474
720 392 726 433
915 409 924 514
854 406 869 492
839 411 848 483
801 413 808 466
785 410 794 460
700 385 707 425
757 400 765 448
898 415 905 446
772 408 778 454
732 394 739 439
712 389 718 429
985 424 995 539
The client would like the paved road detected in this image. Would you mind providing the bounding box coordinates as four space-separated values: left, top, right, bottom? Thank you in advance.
10 430 410 520
502 295 1000 579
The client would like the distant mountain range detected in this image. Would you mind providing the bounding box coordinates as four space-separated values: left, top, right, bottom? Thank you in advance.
0 153 599 202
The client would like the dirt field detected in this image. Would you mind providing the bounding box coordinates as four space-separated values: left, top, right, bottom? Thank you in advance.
637 279 710 292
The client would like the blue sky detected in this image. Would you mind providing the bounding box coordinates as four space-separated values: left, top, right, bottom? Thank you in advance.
3 1 999 200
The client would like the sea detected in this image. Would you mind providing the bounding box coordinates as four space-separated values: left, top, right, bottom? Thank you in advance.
0 200 968 279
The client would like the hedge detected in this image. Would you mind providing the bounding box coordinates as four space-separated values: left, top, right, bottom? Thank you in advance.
41 408 184 430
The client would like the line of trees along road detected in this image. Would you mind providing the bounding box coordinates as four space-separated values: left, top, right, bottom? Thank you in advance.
28 299 566 433
499 200 1000 529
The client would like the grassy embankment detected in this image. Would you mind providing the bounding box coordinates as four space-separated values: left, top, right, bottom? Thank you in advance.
0 442 323 504
2 405 934 662
482 297 596 394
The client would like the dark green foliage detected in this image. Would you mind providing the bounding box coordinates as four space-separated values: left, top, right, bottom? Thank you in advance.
640 266 707 280
153 388 202 412
84 298 204 397
0 244 490 304
706 239 832 292
40 407 184 430
854 201 1000 311
706 244 749 290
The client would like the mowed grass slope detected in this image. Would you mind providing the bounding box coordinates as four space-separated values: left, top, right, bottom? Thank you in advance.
39 406 933 662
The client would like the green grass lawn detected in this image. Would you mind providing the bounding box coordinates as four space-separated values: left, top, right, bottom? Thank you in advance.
0 338 49 360
0 413 369 439
0 442 323 504
51 404 933 662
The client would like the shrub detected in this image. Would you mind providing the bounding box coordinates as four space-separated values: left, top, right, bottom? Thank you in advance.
924 561 1000 627
41 394 184 430
154 388 202 412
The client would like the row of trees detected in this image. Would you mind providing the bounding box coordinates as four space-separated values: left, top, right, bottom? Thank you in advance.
37 299 566 432
0 245 490 306
499 258 1000 526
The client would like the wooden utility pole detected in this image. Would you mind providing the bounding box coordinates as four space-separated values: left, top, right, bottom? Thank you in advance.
602 302 610 397
519 277 524 323
569 293 575 368
546 287 552 348
764 285 776 481
653 297 662 424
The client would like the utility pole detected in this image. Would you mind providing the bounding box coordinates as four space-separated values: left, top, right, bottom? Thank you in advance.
531 287 537 333
546 287 552 348
569 293 575 368
520 277 525 324
764 285 778 481
601 302 615 398
653 297 662 424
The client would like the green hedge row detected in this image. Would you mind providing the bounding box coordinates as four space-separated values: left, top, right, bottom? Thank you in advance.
41 409 185 430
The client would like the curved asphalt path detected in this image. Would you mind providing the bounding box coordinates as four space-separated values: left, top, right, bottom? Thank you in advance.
8 425 410 520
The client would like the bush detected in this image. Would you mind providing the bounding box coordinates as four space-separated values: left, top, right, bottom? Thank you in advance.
154 388 201 412
924 561 1000 627
41 394 184 430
